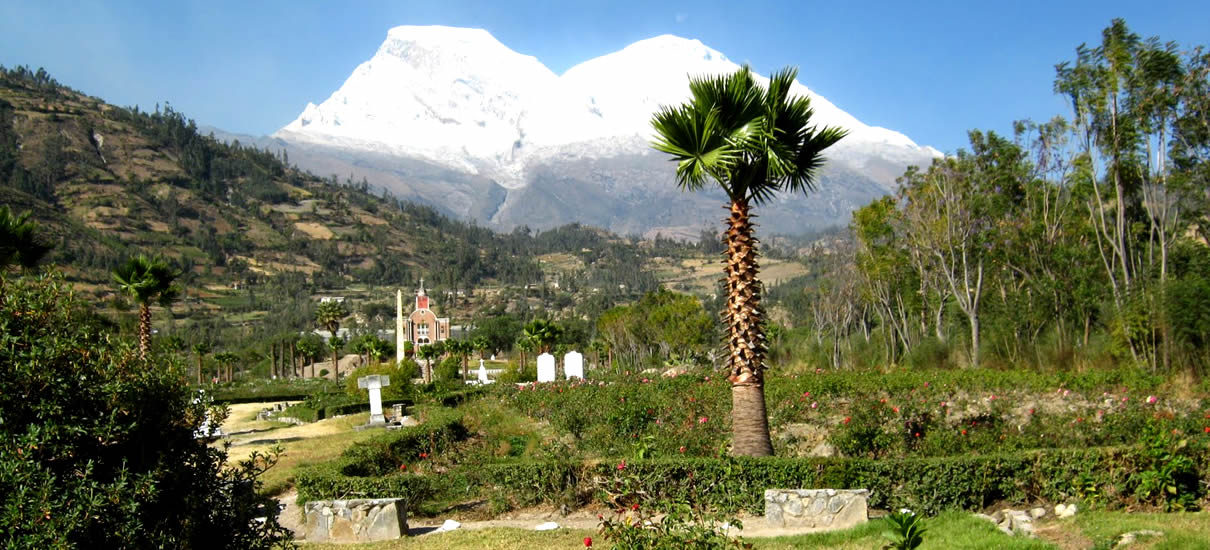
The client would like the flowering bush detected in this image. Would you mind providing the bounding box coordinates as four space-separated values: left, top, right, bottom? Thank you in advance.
596 461 750 549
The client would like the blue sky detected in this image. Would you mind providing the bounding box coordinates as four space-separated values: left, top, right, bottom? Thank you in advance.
1 0 1206 154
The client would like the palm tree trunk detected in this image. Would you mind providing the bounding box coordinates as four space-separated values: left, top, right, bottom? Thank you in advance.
138 303 152 359
723 199 774 456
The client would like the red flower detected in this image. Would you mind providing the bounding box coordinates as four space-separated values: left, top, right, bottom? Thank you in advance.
617 461 626 471
419 452 428 459
584 536 593 547
631 503 640 511
1204 427 1209 433
961 429 967 435
843 417 851 425
699 416 708 424
399 464 407 471
679 446 686 453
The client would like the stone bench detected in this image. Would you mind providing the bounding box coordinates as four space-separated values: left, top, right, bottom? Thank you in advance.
765 489 869 530
305 498 408 542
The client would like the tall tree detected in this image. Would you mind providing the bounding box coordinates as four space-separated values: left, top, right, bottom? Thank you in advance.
651 65 846 456
112 255 180 359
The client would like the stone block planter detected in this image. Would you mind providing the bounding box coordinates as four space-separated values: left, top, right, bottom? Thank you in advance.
304 498 408 542
764 489 869 530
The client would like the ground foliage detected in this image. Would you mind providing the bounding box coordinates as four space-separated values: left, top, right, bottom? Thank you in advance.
0 273 293 548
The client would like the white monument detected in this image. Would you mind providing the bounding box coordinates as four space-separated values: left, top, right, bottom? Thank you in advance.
564 351 584 380
358 374 391 425
536 353 556 383
395 289 405 367
477 358 493 385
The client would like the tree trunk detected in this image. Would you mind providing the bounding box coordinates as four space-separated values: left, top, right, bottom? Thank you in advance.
969 314 980 368
723 199 774 457
197 354 203 385
138 303 152 359
731 383 774 456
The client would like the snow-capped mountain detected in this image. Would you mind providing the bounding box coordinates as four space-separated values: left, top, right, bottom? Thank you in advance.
271 25 941 236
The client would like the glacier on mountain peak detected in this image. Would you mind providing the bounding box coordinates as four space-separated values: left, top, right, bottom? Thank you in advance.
275 25 939 188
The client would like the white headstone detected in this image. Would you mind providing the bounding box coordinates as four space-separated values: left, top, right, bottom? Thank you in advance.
357 374 391 424
564 351 584 380
536 353 556 383
477 359 492 384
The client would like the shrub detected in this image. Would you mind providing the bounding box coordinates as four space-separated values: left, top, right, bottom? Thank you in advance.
0 273 293 548
435 356 462 382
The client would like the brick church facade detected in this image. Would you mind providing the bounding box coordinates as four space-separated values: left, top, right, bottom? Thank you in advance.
397 280 449 350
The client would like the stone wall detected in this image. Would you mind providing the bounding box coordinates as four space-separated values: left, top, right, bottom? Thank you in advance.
764 489 869 530
304 498 408 543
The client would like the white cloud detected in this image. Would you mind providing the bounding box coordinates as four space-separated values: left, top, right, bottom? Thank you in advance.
674 13 688 23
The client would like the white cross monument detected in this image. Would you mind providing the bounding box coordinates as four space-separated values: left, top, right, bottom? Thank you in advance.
358 374 391 425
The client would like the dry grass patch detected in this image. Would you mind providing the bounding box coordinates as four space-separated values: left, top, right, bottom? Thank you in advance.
220 408 380 496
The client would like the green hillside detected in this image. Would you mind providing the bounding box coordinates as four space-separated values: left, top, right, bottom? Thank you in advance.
0 65 735 358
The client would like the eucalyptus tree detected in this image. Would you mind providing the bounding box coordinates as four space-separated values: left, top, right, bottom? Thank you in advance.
651 65 846 456
112 255 180 359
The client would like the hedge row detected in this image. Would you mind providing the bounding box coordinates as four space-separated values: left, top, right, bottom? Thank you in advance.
207 380 341 404
281 398 412 423
296 409 469 504
298 447 1208 515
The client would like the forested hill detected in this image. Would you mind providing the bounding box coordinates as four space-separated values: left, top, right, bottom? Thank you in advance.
0 65 689 298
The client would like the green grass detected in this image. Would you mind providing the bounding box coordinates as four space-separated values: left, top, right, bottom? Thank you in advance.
1072 511 1210 550
299 511 1210 549
755 512 1054 550
305 528 596 550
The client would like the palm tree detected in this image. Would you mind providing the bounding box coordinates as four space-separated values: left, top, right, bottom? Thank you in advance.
296 337 321 378
368 337 393 365
192 341 211 385
0 205 53 270
651 66 846 456
515 335 537 377
315 301 347 374
112 255 180 359
416 342 443 383
523 319 563 354
472 336 490 361
214 351 238 383
444 339 472 381
327 336 345 378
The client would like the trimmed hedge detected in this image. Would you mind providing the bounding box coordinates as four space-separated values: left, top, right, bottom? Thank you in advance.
207 380 342 404
298 447 1209 515
282 398 413 423
296 409 469 505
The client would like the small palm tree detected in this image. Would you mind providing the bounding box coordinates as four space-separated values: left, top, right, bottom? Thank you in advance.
523 319 563 354
0 205 53 271
651 65 846 456
192 341 211 385
315 301 347 374
515 335 537 376
214 351 238 383
112 255 180 359
296 337 321 378
365 337 392 365
472 336 490 361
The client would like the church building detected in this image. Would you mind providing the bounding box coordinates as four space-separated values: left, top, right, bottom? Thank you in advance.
396 280 450 364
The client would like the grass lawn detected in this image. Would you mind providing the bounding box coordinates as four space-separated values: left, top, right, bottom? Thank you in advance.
220 405 381 496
